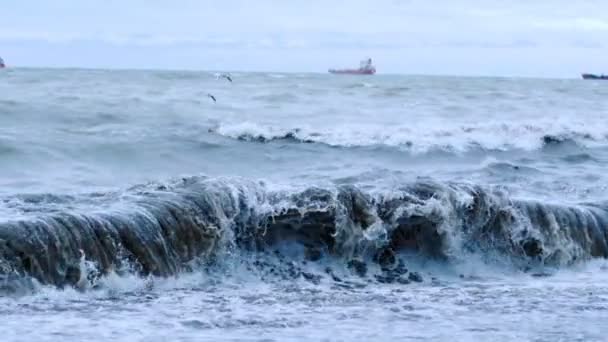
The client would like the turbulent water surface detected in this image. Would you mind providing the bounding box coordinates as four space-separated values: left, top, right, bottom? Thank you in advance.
1 68 608 341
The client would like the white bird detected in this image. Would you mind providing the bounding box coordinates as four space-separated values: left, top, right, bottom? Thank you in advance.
216 73 233 83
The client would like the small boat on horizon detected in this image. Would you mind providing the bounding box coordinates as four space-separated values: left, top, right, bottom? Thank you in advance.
0 57 5 68
582 73 608 80
329 58 376 75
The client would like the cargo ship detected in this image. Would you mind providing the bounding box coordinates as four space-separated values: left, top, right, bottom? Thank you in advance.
582 73 608 80
329 58 376 75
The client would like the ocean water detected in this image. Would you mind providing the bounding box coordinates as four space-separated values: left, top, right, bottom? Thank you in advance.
1 68 608 341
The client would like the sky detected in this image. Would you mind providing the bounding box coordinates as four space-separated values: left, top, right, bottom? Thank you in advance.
1 0 608 77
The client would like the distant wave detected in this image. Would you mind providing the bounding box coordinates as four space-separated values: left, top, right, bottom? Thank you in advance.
343 82 376 89
561 153 597 163
478 159 542 175
251 92 299 102
211 122 608 153
1 176 607 292
209 124 316 144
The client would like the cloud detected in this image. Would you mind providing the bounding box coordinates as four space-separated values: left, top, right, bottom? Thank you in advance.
2 1 608 46
1 0 608 76
0 29 83 43
533 18 608 31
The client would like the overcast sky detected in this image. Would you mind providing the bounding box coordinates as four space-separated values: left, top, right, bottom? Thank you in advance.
2 0 607 77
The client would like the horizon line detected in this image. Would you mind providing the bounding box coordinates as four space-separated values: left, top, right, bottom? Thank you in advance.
1 65 584 80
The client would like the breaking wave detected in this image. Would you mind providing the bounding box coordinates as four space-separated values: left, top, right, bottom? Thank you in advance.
211 122 608 153
1 176 607 293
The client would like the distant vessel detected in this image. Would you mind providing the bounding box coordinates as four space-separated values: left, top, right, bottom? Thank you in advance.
0 57 5 68
582 73 608 80
329 58 376 75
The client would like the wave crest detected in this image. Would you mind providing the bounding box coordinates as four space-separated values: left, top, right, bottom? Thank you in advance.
211 122 608 153
0 178 607 290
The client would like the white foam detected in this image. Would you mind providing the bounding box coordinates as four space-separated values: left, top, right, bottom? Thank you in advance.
214 120 608 153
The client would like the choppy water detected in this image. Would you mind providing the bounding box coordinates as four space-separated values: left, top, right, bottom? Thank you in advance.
1 68 608 341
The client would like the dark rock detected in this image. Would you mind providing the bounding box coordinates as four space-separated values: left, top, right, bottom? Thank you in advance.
396 277 411 285
325 267 342 282
374 248 396 269
372 256 410 284
394 259 408 275
378 258 408 281
347 259 368 277
301 272 322 285
287 261 300 278
408 272 423 283
374 274 395 284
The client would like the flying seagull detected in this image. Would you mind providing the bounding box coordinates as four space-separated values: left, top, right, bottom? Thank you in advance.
207 93 217 102
216 73 232 83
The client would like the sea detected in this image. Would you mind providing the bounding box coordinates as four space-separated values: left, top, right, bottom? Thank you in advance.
0 68 607 341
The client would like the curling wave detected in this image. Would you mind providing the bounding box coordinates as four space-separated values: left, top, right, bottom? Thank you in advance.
0 177 607 291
